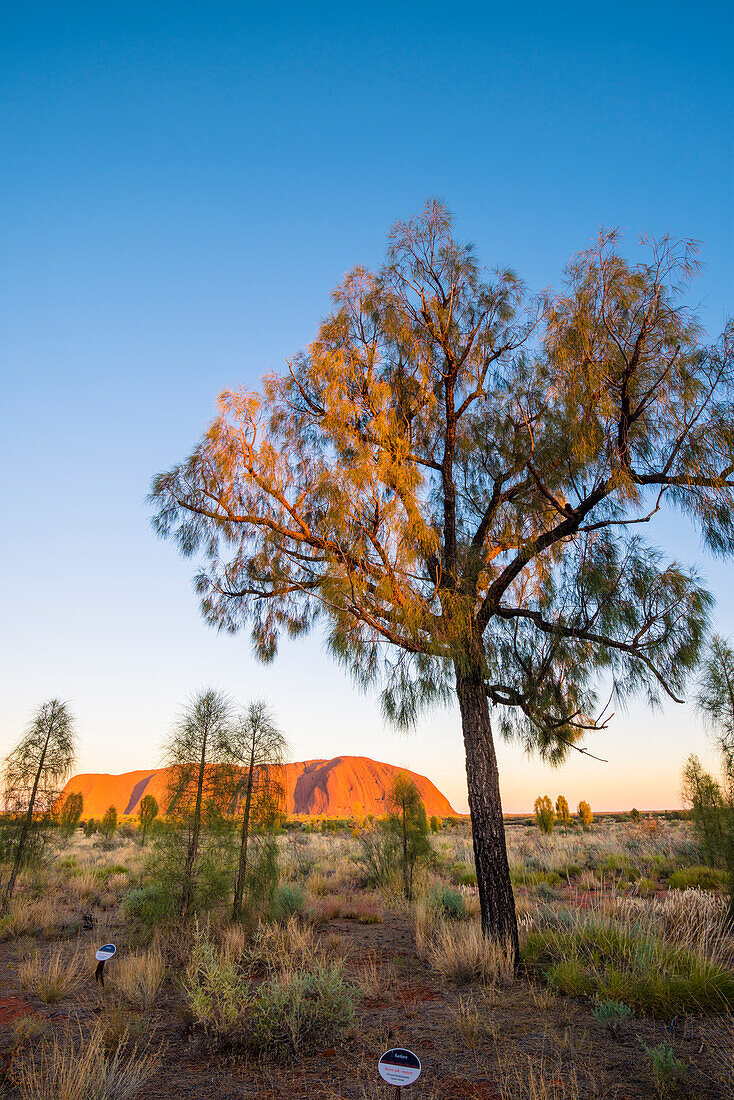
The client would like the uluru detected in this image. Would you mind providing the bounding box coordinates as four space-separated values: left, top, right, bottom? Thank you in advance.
60 756 458 819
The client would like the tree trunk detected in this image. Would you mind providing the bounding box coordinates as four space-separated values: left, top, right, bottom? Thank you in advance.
455 669 519 967
233 741 256 921
181 738 207 920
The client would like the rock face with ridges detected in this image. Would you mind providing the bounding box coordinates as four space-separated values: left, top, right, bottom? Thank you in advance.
60 756 457 818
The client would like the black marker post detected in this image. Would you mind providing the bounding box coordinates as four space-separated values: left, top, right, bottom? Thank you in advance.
94 943 116 986
378 1048 421 1099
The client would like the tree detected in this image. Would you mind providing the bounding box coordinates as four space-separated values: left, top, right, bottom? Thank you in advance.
578 800 593 829
163 689 231 919
697 636 734 777
681 754 725 863
218 699 287 921
630 807 641 822
695 636 734 911
138 794 159 846
534 795 555 834
150 202 734 963
555 794 571 828
59 791 83 837
2 699 76 909
100 805 117 839
388 771 432 899
430 814 442 832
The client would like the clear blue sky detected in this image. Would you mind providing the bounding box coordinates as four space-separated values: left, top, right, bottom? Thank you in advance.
2 2 733 811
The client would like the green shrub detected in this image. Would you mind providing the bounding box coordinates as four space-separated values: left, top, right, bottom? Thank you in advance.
247 963 358 1059
273 884 305 921
522 921 734 1016
122 884 177 930
185 925 248 1029
592 998 635 1035
642 1039 687 1096
666 865 728 891
429 886 467 920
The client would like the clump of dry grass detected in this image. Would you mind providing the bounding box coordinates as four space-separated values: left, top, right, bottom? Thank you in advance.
496 1050 580 1099
11 1023 163 1100
657 888 732 960
252 916 321 972
428 921 515 983
220 921 248 962
69 871 99 901
307 871 332 896
19 944 86 1003
113 950 164 1007
448 992 500 1046
355 952 394 998
0 897 61 940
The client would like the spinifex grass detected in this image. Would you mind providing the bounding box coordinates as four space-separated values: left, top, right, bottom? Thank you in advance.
522 913 734 1016
19 944 86 1003
12 1024 163 1100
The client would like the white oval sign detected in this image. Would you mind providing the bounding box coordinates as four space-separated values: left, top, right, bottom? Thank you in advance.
95 943 116 962
378 1048 421 1086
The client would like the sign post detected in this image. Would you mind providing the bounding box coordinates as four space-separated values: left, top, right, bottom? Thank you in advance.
378 1048 421 1098
94 943 116 986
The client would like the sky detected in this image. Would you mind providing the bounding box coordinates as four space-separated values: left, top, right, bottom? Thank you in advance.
1 2 733 813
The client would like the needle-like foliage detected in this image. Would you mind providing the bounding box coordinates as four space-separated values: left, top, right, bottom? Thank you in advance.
138 794 159 846
162 688 232 919
58 790 83 838
2 699 77 908
150 201 734 957
695 635 734 912
217 699 287 921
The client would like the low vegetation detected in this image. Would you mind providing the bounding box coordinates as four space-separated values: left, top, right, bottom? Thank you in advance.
0 796 732 1097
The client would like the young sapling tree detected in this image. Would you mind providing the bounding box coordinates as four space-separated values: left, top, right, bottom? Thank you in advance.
2 699 77 909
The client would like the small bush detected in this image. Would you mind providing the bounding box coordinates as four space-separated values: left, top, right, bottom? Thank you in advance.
273 884 305 921
667 866 728 891
429 885 467 920
642 1039 687 1096
122 884 177 931
247 962 358 1059
592 997 635 1036
185 925 249 1030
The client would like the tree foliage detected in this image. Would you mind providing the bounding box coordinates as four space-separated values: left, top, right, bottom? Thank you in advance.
58 791 83 837
555 794 571 827
150 201 734 952
578 800 593 828
217 699 287 920
138 794 159 846
534 795 555 834
1 699 76 908
100 805 118 839
388 771 432 898
691 636 734 912
163 689 233 919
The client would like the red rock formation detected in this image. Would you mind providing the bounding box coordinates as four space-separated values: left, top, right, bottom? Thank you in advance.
60 756 457 819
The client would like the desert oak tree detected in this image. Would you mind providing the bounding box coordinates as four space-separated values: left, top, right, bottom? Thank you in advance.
2 699 77 909
219 699 287 921
151 203 734 960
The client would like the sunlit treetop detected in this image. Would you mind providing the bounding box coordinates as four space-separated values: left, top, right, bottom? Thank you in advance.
151 201 734 763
